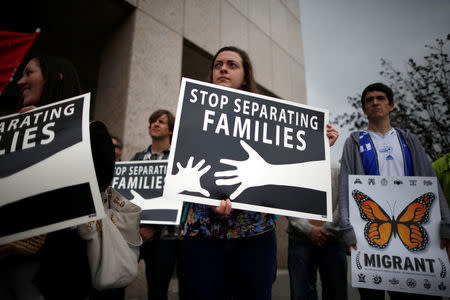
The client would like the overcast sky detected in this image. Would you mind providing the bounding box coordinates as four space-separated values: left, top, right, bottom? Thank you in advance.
298 0 450 165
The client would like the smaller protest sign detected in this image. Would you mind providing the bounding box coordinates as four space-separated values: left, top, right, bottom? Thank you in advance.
349 175 450 297
112 160 182 224
163 78 332 221
0 93 104 245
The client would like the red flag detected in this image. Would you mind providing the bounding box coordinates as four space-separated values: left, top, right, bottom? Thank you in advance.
0 29 40 95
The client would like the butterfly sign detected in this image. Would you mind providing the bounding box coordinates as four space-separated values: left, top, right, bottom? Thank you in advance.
348 175 450 296
352 189 434 252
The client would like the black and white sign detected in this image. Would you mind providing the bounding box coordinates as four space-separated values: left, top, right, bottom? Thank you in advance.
0 93 104 245
349 175 449 296
112 160 182 224
164 78 332 220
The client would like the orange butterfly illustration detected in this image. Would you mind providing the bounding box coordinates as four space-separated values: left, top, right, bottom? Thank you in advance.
352 190 434 252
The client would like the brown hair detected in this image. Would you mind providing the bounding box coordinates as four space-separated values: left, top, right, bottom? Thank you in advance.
207 46 258 93
148 109 175 133
361 82 394 109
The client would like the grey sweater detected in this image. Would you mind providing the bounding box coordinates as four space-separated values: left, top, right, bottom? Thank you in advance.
338 129 450 246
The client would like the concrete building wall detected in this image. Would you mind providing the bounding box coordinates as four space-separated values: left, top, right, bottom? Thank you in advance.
94 0 307 269
94 12 135 143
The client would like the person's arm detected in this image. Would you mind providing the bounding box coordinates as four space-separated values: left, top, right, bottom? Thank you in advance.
338 137 357 251
0 244 14 260
140 225 157 243
288 217 328 246
410 134 450 241
326 124 339 147
288 217 314 236
432 161 450 259
211 199 232 215
322 203 340 233
18 105 37 113
432 155 450 260
432 157 445 184
412 136 450 261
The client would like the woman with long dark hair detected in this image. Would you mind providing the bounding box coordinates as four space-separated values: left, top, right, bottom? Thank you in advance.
180 46 277 300
181 46 339 300
17 56 82 112
0 56 116 300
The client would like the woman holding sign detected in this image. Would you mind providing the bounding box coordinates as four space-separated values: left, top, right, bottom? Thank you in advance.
0 56 119 300
0 56 91 300
180 46 339 300
180 47 275 300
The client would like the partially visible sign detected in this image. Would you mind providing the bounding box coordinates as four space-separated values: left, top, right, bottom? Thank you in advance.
164 78 332 221
349 175 449 296
0 93 104 245
112 160 182 224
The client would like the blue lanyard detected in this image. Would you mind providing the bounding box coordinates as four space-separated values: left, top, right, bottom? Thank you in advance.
359 130 413 176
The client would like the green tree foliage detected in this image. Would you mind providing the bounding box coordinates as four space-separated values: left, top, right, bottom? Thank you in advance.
333 35 450 161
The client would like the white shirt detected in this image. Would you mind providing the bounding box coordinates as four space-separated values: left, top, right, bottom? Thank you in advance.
367 128 404 176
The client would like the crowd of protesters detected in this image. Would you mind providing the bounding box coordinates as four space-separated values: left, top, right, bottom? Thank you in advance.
0 45 449 300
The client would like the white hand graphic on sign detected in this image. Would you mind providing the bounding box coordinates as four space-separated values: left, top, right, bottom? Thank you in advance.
215 140 329 199
215 140 272 199
129 189 147 208
129 190 180 211
165 156 211 197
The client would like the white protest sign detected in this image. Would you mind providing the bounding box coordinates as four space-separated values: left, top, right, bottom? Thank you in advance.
164 78 332 221
112 160 182 224
349 175 449 296
0 93 104 245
